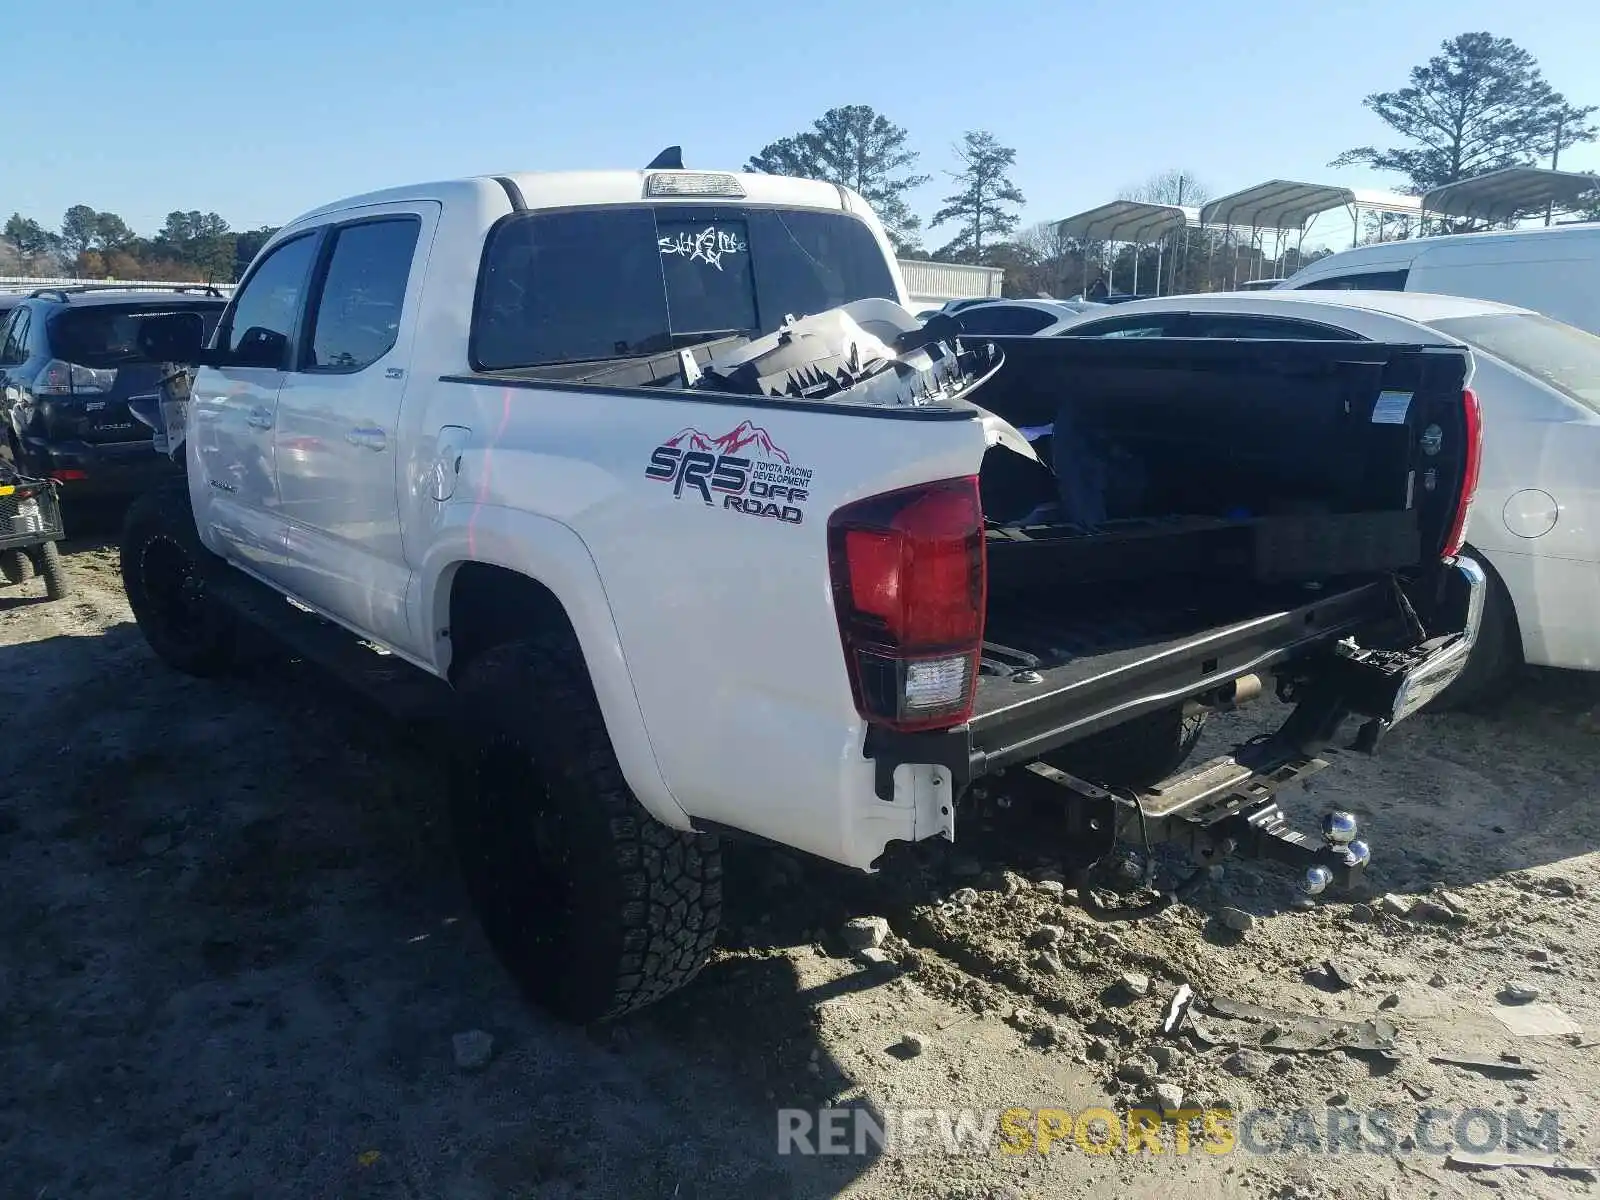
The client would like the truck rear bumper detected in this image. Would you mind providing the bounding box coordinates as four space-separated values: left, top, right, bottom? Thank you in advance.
865 557 1487 885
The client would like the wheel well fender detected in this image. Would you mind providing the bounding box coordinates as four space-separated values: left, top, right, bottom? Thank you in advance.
420 511 690 830
1461 542 1524 661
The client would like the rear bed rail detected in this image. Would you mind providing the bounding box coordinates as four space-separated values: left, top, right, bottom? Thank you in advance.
866 578 1392 802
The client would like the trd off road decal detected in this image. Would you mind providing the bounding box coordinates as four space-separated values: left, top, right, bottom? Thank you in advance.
645 420 813 525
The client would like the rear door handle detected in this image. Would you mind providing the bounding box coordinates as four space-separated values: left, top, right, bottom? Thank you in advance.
245 405 274 430
346 426 387 452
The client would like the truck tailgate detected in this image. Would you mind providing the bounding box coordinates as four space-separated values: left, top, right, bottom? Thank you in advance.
970 577 1389 774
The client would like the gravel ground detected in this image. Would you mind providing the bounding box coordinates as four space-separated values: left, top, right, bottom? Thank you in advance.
3 528 1598 1200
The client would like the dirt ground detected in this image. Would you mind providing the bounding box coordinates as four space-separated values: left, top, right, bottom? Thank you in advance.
3 524 1599 1200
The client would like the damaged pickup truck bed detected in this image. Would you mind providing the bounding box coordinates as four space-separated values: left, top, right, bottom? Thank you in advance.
871 330 1485 897
118 164 1485 1021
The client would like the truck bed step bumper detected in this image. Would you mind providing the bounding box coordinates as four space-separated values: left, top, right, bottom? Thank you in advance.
1014 747 1370 893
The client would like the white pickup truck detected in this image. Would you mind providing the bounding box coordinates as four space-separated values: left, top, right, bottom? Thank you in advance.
120 159 1487 1022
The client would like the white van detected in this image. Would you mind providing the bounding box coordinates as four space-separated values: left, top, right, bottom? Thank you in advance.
1278 222 1600 335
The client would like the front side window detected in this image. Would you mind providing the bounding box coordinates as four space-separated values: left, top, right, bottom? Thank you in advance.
472 205 898 371
1182 314 1359 340
957 305 1058 335
1057 316 1173 338
221 232 320 367
1295 269 1410 292
1431 312 1600 414
306 218 421 372
0 309 30 365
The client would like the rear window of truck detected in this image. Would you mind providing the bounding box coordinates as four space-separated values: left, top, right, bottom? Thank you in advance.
471 205 898 370
48 302 224 368
1429 312 1600 414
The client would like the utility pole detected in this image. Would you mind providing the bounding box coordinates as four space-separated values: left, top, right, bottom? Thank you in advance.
1171 175 1185 295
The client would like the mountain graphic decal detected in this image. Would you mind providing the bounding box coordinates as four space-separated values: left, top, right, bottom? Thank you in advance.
663 427 715 452
711 420 791 464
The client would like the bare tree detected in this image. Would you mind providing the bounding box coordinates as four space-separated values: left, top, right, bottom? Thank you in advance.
1118 169 1211 208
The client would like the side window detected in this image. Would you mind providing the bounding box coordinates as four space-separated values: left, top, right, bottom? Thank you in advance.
1056 315 1175 338
1183 314 1359 340
957 306 1057 336
220 232 321 368
304 217 422 372
1294 269 1410 292
0 309 28 365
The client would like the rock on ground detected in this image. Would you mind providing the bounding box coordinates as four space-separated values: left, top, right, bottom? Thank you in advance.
841 915 890 950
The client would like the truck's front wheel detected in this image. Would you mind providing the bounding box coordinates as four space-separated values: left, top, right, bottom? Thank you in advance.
120 484 239 677
451 634 722 1023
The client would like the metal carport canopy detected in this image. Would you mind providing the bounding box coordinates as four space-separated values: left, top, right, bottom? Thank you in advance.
1055 200 1197 243
1424 167 1600 222
1200 180 1420 230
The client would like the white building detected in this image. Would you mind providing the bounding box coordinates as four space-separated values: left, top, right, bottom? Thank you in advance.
898 259 1005 311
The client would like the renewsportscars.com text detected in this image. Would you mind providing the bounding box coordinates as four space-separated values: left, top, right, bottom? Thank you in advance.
777 1105 1564 1158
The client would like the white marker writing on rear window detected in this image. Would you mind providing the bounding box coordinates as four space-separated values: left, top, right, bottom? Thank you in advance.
659 227 747 271
1371 390 1413 425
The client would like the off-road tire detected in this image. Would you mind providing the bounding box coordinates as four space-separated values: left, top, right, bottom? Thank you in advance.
1429 550 1521 712
0 549 30 586
34 540 68 600
1046 706 1207 791
451 633 722 1023
120 482 239 677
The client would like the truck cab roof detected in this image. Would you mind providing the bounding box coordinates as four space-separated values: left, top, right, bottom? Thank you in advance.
287 169 862 226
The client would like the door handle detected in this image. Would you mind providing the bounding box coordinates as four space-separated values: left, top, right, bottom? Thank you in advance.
245 405 274 430
346 426 387 452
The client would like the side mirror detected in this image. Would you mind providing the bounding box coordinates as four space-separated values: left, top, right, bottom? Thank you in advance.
233 327 289 370
136 311 207 363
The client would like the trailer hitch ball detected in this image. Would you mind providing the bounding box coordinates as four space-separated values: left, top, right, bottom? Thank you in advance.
1343 839 1371 869
1300 865 1335 896
1321 811 1358 846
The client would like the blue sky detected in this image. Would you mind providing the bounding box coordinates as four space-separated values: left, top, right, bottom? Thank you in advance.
10 0 1599 253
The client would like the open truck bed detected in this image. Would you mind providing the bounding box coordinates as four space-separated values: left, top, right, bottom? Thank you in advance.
866 332 1487 893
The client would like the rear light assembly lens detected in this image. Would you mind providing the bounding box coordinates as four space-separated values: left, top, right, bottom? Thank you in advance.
1442 387 1482 558
828 476 986 732
644 171 747 198
35 358 117 396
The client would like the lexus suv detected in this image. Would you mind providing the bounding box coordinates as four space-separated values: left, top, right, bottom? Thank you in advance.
0 285 227 497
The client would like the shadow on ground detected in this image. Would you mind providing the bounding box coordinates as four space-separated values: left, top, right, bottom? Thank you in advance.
0 627 880 1199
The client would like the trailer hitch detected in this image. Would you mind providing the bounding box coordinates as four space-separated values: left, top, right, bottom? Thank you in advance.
1011 747 1371 897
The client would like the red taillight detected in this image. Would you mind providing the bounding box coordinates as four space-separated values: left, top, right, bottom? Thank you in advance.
34 359 116 397
828 476 986 732
49 469 88 482
1442 386 1482 558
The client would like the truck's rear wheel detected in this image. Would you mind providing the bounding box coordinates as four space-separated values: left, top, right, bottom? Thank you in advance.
120 484 239 677
451 634 722 1023
1046 706 1206 791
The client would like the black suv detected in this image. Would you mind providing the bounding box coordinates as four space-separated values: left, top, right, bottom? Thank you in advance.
0 285 227 497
